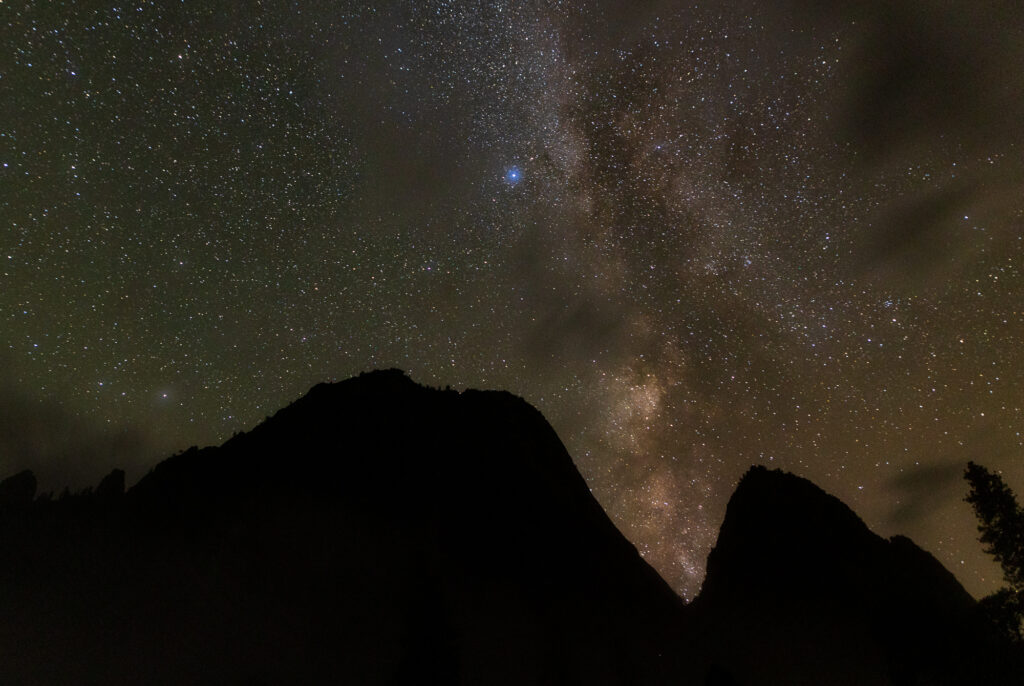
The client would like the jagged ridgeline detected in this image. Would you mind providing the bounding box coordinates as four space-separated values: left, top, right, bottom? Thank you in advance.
0 370 1020 685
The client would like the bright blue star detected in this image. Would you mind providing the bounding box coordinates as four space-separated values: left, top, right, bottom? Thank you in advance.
505 166 522 185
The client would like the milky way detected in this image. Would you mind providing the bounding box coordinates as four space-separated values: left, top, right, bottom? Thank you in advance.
4 0 1024 600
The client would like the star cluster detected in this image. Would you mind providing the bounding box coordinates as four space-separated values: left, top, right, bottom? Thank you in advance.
3 0 1024 600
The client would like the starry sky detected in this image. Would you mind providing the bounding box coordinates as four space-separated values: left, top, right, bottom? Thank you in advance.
3 0 1024 601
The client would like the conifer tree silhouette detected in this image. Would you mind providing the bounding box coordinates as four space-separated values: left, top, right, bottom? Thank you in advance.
965 461 1024 641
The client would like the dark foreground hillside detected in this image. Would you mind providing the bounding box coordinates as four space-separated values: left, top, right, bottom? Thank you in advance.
0 370 1019 684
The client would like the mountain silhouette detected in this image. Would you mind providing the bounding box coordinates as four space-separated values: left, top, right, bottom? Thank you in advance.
0 370 1019 684
692 465 1021 685
0 370 689 685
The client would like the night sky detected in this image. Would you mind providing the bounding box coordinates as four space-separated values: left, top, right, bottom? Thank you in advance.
4 0 1024 601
